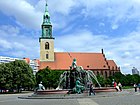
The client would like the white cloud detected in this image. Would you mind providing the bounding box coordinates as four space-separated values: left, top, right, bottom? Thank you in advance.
0 25 20 36
0 0 42 29
48 0 77 15
112 24 119 30
99 23 105 27
42 0 140 31
1 0 140 31
0 25 39 58
0 39 12 49
80 0 140 28
20 0 71 31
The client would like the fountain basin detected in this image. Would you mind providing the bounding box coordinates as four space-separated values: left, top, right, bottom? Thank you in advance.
35 89 69 95
35 87 116 95
18 87 117 99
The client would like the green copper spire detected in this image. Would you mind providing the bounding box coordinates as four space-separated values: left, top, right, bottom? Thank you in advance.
40 1 54 39
43 1 51 25
45 2 48 12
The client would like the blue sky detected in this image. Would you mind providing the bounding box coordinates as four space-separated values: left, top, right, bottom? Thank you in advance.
0 0 140 74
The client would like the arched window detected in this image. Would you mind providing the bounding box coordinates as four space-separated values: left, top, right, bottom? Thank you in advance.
112 67 114 70
109 71 111 76
113 71 115 76
97 71 99 75
45 42 49 49
46 54 49 59
101 71 103 75
105 71 107 78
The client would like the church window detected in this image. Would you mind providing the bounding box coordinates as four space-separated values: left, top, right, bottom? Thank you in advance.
46 54 49 59
113 72 115 76
101 71 103 75
109 71 111 76
97 71 99 75
105 71 107 78
112 67 114 70
45 42 49 49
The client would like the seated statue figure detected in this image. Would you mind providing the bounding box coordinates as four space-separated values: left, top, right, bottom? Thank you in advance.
74 78 85 94
38 82 45 90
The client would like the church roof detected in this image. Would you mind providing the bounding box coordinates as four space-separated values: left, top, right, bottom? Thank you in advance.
107 60 119 70
39 52 118 70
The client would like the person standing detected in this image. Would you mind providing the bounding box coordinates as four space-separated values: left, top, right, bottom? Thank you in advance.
89 84 95 95
134 83 137 92
118 82 122 91
114 81 118 91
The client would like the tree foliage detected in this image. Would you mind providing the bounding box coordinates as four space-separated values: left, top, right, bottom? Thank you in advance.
0 60 35 92
36 67 63 89
106 72 140 87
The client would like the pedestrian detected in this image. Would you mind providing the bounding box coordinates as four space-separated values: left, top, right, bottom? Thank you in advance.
134 83 137 92
118 82 122 91
114 81 119 91
116 85 120 92
89 84 95 95
114 82 117 88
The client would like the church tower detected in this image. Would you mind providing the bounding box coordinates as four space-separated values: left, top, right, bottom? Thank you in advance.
39 2 54 62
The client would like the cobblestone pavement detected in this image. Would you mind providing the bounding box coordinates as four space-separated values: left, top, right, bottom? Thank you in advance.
0 89 140 105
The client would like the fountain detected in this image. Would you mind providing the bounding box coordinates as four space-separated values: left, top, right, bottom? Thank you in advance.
35 59 103 95
55 65 101 93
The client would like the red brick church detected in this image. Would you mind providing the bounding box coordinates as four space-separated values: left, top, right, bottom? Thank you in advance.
39 3 120 78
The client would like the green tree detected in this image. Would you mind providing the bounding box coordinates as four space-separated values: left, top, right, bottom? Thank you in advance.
122 74 132 86
132 74 140 84
110 72 140 87
105 77 112 86
0 60 36 92
93 74 105 87
11 60 36 91
0 63 12 90
113 72 123 82
36 67 63 89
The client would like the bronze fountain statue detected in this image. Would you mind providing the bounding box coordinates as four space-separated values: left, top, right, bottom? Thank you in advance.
56 58 101 94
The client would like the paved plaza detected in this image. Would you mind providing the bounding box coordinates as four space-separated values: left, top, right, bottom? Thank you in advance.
0 89 140 105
